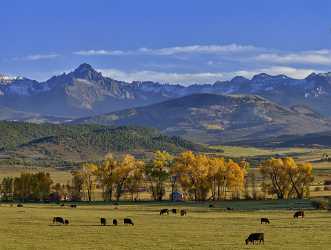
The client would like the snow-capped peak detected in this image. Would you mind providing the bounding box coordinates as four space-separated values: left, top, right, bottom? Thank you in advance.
0 74 18 85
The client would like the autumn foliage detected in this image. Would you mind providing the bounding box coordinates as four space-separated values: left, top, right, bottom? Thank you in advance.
0 152 314 202
260 157 313 199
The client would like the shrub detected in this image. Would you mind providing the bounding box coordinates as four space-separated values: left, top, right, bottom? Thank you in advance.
311 200 328 210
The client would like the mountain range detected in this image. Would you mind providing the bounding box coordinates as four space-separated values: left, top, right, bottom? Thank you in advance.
74 93 330 144
2 63 331 119
2 63 331 145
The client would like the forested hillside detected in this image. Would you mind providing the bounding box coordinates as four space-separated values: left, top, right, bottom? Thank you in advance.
0 121 209 167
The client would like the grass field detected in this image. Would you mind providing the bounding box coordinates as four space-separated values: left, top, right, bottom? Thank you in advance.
0 201 330 250
210 146 315 158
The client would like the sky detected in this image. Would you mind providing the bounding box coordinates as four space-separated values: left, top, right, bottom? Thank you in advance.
1 0 331 85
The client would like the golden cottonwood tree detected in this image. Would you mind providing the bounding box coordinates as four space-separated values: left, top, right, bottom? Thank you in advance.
80 163 98 202
114 154 144 201
174 152 211 201
226 160 245 199
260 157 313 199
146 150 173 201
95 154 118 201
174 152 246 201
208 157 226 200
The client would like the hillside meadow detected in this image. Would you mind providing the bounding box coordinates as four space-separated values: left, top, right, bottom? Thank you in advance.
0 201 330 250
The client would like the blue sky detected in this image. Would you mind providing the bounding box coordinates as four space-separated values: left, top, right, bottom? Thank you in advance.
1 0 331 84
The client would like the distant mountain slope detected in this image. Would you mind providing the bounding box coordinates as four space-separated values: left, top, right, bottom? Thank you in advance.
74 93 331 144
0 106 71 124
231 131 331 148
2 64 331 118
0 122 208 167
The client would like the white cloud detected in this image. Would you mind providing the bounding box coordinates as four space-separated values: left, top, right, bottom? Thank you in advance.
15 53 60 61
136 44 260 56
100 68 225 85
74 43 260 57
74 45 331 68
254 50 331 65
232 66 321 80
73 50 126 56
99 66 320 85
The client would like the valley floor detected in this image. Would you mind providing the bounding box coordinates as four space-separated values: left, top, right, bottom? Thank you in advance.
0 201 330 250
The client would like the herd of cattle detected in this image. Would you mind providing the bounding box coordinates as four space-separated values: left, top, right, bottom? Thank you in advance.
14 203 306 245
245 210 304 245
159 208 187 216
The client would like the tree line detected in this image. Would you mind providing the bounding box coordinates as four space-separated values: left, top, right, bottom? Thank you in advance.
0 151 314 202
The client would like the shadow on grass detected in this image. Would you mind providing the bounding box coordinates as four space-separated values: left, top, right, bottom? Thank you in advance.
48 224 123 227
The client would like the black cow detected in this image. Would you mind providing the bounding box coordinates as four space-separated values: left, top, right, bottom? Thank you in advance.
17 204 23 207
60 203 65 207
100 218 107 226
180 209 187 216
209 204 214 208
245 233 264 245
53 217 65 224
70 204 77 208
160 209 169 215
226 207 233 211
261 218 270 224
171 209 177 214
64 219 69 225
124 218 134 226
294 211 304 218
113 219 118 226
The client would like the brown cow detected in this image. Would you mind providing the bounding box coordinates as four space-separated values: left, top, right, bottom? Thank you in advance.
293 211 304 219
100 218 107 226
124 218 134 226
53 217 65 224
260 218 270 224
160 209 169 215
245 233 264 245
180 209 187 216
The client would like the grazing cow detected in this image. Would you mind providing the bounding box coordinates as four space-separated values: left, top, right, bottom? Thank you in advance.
245 233 264 245
53 217 65 224
124 218 134 226
171 209 177 214
113 219 118 226
17 204 23 207
160 209 169 215
209 204 214 208
261 218 270 224
293 211 304 219
226 207 233 211
100 218 107 226
64 219 69 225
70 204 77 208
180 209 187 216
60 203 65 207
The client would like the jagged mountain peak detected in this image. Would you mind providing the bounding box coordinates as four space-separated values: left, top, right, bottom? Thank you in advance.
305 72 331 82
251 73 272 81
71 63 103 81
230 76 249 84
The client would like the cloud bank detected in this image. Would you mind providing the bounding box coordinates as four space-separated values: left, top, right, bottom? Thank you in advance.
99 66 320 85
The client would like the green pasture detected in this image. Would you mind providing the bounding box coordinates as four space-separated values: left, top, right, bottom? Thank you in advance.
0 201 330 250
